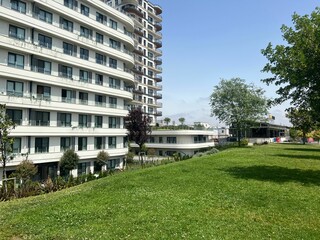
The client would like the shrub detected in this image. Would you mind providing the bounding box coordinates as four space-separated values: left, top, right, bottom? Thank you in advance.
240 138 249 146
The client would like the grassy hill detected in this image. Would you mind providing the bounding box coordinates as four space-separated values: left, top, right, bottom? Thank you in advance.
0 143 320 239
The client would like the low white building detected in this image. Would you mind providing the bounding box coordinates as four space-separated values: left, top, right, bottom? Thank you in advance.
131 129 216 157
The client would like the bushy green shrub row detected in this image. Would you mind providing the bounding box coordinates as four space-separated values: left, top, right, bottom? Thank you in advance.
0 170 114 201
192 148 220 158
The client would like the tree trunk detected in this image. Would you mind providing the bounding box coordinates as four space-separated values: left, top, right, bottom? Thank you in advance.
303 132 306 145
139 145 143 166
237 129 241 147
2 159 7 194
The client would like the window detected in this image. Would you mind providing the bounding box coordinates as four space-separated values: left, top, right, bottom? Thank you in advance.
110 19 117 30
79 70 90 82
57 112 71 127
34 137 48 153
96 53 105 65
61 89 75 103
8 52 24 69
79 92 88 105
96 12 104 23
96 32 104 44
107 158 120 169
149 137 155 143
7 80 23 96
95 95 105 107
94 137 105 150
109 58 117 69
108 137 116 149
77 162 88 175
38 34 52 49
80 4 89 17
12 138 21 153
78 137 87 151
6 109 22 125
95 116 103 128
167 137 177 144
109 39 120 50
60 17 73 32
80 48 89 60
9 25 25 40
59 65 73 79
79 114 91 128
64 0 77 9
61 137 72 152
159 137 163 143
109 77 120 89
80 26 92 39
11 0 26 13
38 9 52 24
109 117 120 128
95 74 103 85
63 42 76 56
35 111 50 126
33 59 51 74
109 97 117 108
37 85 51 100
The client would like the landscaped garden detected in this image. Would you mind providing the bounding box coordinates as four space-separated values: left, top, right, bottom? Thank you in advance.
0 143 319 239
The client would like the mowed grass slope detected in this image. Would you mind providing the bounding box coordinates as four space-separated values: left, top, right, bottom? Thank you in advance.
0 144 320 240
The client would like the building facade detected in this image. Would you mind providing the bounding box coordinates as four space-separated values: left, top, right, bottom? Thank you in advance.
0 0 157 181
106 0 163 124
132 130 216 158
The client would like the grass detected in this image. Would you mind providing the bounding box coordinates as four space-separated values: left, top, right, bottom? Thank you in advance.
0 143 320 239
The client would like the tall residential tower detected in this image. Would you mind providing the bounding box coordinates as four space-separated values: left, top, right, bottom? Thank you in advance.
0 0 149 180
106 0 163 124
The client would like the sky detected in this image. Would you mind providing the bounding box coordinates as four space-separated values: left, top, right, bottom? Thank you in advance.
151 0 319 127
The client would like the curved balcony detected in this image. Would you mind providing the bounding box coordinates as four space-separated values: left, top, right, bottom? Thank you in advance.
154 93 162 99
154 22 162 32
121 0 139 6
132 65 144 75
148 65 162 73
155 111 162 116
123 5 144 18
134 28 144 37
154 75 162 82
133 87 144 94
133 45 144 55
154 57 162 65
153 5 162 15
0 65 133 100
153 40 162 48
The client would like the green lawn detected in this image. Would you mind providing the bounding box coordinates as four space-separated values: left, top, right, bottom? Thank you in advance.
0 143 320 240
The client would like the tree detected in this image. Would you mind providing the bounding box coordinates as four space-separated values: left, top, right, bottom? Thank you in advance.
286 108 315 144
96 150 109 171
163 117 171 127
15 160 38 184
0 104 16 193
178 117 185 126
59 149 79 176
210 78 268 146
261 8 320 118
124 108 151 165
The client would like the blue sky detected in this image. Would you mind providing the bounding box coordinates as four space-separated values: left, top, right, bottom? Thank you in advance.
151 0 319 126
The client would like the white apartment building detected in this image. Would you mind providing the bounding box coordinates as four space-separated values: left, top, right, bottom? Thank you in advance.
132 130 216 158
106 0 163 124
0 0 151 181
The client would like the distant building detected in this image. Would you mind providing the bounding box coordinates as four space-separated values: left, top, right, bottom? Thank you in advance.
131 129 216 157
229 122 290 143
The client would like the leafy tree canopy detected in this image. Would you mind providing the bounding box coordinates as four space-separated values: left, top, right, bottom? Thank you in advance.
60 149 79 173
124 108 151 150
261 8 320 117
210 78 269 145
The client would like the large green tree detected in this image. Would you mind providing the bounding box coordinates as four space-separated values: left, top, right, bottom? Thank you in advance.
124 108 151 165
210 78 268 146
0 104 16 193
261 8 320 117
286 108 316 144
